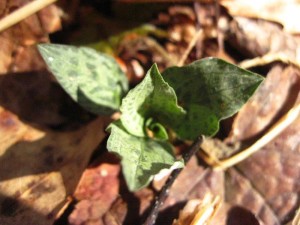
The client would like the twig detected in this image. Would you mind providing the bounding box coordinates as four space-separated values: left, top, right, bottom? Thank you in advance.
211 103 300 170
292 206 300 225
177 29 204 67
143 136 204 225
238 52 300 69
0 0 57 33
214 0 223 55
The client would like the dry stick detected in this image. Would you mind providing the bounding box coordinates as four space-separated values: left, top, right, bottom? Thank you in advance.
0 0 57 33
292 206 300 225
143 136 204 225
214 0 223 55
177 29 204 67
239 52 300 69
213 103 300 170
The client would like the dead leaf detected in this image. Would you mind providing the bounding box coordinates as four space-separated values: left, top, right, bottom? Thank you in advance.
227 17 298 59
225 169 281 224
221 0 300 34
227 64 300 142
230 115 300 224
68 160 120 225
103 197 127 225
220 62 300 224
0 108 109 225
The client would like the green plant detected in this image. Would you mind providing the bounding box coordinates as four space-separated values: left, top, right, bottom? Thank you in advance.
38 44 264 191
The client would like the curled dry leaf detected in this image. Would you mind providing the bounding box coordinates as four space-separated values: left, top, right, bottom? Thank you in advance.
227 17 299 59
221 0 300 33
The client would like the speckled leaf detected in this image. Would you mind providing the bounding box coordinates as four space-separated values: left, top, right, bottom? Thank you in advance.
163 57 264 139
119 63 185 137
107 122 183 191
38 44 128 115
145 118 169 140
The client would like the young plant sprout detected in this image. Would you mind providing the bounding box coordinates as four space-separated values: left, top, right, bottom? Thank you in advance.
38 43 264 225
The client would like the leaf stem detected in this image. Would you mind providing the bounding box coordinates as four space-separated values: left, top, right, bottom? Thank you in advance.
239 52 300 69
0 0 57 33
177 29 203 67
143 136 204 225
208 103 300 170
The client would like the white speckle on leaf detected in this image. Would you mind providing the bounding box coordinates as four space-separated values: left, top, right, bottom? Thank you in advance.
48 57 54 62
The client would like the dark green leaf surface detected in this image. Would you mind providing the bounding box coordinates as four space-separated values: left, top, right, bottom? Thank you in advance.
107 64 185 190
107 59 263 190
146 118 169 140
107 122 183 191
119 64 185 137
163 57 264 139
38 44 128 115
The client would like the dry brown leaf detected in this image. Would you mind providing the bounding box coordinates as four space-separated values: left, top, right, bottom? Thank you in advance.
0 0 61 74
219 61 300 224
227 65 300 142
225 168 281 224
103 197 128 225
227 17 298 59
0 108 109 225
68 161 120 225
221 0 300 34
229 113 300 224
230 17 300 69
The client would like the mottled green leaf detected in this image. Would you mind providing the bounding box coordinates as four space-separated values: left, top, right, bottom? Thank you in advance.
107 122 183 191
119 64 185 137
145 118 169 140
38 44 128 115
162 57 264 139
107 64 185 190
107 59 263 190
